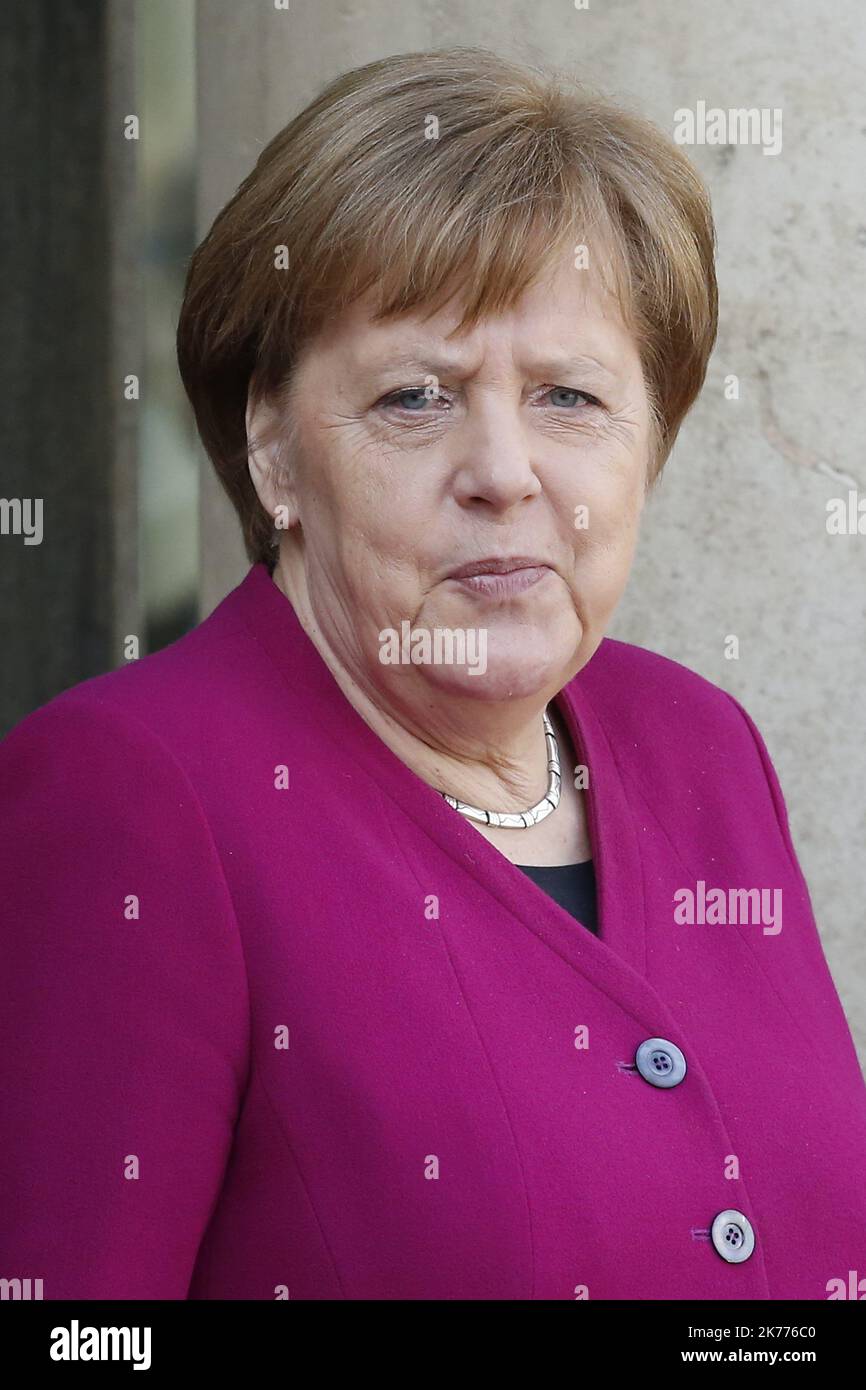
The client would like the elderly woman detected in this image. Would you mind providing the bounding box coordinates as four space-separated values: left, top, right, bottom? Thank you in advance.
2 46 865 1303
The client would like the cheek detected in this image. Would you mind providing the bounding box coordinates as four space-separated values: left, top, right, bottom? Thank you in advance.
567 463 644 551
566 478 644 608
335 503 431 616
340 458 437 560
316 428 434 526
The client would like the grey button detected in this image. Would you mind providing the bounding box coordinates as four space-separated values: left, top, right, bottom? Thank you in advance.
634 1037 687 1088
711 1209 756 1263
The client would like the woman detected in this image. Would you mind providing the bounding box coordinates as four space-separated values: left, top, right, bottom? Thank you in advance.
2 46 865 1302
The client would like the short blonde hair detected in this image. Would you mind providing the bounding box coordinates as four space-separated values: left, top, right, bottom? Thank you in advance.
177 46 718 567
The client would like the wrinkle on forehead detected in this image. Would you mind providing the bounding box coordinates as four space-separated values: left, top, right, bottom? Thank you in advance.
316 252 641 388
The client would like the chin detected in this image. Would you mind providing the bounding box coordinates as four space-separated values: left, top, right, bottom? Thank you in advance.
415 629 578 702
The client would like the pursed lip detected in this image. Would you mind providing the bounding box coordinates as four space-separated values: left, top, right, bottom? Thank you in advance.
446 555 552 580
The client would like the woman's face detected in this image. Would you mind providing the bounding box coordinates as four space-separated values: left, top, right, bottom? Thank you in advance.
250 251 653 707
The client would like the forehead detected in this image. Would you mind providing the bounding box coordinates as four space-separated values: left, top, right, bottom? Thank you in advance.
304 249 638 377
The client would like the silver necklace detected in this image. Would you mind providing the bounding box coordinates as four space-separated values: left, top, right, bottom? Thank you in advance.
439 709 562 827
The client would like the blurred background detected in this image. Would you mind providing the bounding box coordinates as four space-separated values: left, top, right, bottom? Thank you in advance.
1 0 864 1060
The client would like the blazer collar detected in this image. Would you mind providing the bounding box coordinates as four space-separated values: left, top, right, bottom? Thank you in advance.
226 562 673 1020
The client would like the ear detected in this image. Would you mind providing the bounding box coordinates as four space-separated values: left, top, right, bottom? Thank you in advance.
246 389 299 529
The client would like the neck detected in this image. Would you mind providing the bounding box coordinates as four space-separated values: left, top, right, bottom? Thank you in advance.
270 548 565 814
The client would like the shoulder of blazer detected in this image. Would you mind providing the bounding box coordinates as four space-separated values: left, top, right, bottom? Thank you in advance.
0 683 237 883
576 634 764 751
0 584 258 768
573 634 802 881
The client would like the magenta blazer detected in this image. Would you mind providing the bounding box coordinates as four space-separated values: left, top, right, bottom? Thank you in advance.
2 561 866 1301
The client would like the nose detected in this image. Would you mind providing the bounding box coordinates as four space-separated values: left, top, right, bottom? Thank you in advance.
451 409 542 512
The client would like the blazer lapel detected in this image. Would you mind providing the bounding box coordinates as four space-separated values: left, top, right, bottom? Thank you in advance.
232 564 678 1030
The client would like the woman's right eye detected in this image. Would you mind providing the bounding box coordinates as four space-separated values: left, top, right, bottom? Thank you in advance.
378 387 450 413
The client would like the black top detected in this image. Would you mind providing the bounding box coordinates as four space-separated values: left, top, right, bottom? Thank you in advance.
514 859 599 935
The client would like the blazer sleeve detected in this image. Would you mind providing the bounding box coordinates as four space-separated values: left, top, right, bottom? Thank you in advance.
0 693 250 1299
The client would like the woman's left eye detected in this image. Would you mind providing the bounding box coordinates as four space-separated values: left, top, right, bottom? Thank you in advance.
541 386 601 409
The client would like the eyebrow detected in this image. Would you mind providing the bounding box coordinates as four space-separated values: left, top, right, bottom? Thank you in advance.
523 354 620 382
361 349 620 382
